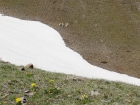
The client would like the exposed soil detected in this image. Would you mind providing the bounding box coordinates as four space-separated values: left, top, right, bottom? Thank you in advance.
0 0 140 78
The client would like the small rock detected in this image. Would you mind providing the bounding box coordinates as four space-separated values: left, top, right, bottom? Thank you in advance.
28 92 35 96
5 61 10 64
68 75 83 81
65 23 69 27
25 90 30 93
90 90 100 96
125 50 131 52
25 63 34 69
21 67 25 71
100 61 107 64
20 96 27 104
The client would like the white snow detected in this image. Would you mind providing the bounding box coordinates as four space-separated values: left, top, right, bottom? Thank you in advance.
0 14 140 86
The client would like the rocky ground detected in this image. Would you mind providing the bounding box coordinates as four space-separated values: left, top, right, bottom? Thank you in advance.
0 0 140 78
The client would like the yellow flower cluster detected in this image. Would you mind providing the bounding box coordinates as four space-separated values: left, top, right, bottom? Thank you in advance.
49 80 54 83
16 98 21 103
31 83 36 87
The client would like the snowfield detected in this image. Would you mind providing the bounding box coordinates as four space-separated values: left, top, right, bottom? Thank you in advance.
0 14 140 86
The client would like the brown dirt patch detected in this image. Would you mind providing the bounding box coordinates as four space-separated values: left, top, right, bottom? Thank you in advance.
0 0 140 78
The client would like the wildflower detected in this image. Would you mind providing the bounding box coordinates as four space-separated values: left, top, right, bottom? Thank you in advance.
31 83 36 87
16 98 21 103
81 94 86 100
49 80 54 83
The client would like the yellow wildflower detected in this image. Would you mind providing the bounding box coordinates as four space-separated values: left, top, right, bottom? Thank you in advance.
31 83 36 87
16 98 21 103
81 94 86 100
49 80 54 83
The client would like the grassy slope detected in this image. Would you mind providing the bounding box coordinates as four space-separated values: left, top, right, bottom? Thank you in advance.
0 61 140 105
0 0 140 78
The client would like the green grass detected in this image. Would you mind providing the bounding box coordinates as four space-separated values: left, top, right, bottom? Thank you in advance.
0 62 140 105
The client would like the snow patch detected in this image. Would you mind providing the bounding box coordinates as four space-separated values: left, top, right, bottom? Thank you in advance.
0 14 140 86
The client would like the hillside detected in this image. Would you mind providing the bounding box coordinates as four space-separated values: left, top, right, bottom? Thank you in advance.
0 61 140 105
0 0 140 78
